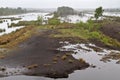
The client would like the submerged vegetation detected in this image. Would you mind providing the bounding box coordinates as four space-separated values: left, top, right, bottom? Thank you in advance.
0 29 5 33
0 17 22 21
9 21 38 27
0 20 3 23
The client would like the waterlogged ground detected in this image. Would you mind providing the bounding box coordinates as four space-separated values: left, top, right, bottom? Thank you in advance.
0 42 120 80
0 12 120 80
0 13 52 36
57 42 120 80
0 12 120 36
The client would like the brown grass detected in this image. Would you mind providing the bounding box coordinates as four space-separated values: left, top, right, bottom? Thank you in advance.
43 64 51 67
68 59 74 63
65 53 71 56
56 54 60 57
0 26 36 48
26 64 38 69
61 55 67 60
0 55 5 59
79 58 86 63
53 57 58 61
52 61 57 64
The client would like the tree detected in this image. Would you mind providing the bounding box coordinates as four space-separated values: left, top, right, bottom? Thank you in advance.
0 7 27 16
94 7 104 20
56 6 75 17
37 16 43 25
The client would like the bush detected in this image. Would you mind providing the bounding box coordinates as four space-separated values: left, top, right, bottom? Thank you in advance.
89 31 101 39
76 21 87 28
48 18 60 25
76 19 99 32
36 16 43 25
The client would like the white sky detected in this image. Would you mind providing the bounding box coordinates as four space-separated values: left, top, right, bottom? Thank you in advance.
0 0 120 9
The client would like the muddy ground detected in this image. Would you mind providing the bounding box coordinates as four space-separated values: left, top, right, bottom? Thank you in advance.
0 30 89 78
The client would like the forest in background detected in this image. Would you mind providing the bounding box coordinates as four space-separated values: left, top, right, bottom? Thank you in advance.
0 7 27 16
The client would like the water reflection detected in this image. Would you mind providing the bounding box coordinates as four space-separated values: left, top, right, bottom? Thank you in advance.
0 75 53 80
57 42 120 80
0 13 51 36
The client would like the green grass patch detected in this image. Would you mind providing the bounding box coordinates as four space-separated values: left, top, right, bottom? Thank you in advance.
50 20 120 48
89 31 120 47
52 28 89 40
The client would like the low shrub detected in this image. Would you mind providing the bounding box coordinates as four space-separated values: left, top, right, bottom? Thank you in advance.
48 18 60 25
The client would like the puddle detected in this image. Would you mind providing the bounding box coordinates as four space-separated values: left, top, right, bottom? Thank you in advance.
1 42 120 80
57 41 120 80
0 67 27 77
0 75 52 80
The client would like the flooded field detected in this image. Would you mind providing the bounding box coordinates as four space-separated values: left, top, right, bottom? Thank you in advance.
0 13 52 36
1 11 120 36
0 12 120 80
0 41 120 80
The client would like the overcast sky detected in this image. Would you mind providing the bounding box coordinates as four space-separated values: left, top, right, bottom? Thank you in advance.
0 0 120 9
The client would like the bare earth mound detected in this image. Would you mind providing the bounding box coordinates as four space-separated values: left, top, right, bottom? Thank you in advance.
100 22 120 42
0 31 89 78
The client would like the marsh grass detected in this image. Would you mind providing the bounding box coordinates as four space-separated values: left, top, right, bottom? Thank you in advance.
0 26 36 48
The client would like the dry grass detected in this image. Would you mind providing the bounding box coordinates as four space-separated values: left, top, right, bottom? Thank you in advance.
61 55 67 60
68 59 74 63
79 58 86 63
26 64 38 69
43 64 51 67
0 26 36 48
53 57 58 61
65 53 71 56
0 55 5 59
52 61 57 64
56 54 60 57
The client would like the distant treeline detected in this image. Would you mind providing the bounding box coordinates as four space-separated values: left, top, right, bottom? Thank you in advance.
55 6 82 17
0 7 27 16
104 8 120 12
